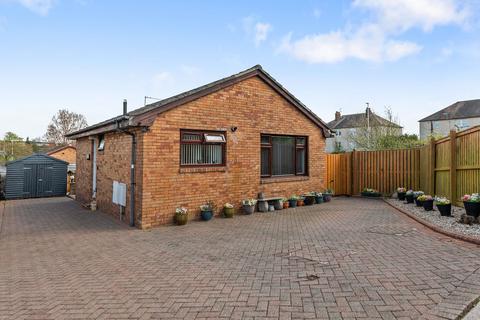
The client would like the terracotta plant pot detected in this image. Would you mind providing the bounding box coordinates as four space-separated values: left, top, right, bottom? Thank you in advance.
464 201 480 218
283 201 289 209
436 204 451 216
224 207 235 218
423 200 434 211
175 213 188 225
200 210 213 221
297 199 304 206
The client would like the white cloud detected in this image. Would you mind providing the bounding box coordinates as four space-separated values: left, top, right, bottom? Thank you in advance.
15 0 57 16
353 0 470 32
279 24 421 63
279 0 470 63
254 22 272 46
243 15 272 47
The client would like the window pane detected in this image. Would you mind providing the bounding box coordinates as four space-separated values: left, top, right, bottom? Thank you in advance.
204 144 223 164
182 133 201 141
272 136 295 175
261 147 270 176
204 133 225 143
296 137 305 145
296 148 305 174
181 144 223 165
181 144 203 164
261 135 270 144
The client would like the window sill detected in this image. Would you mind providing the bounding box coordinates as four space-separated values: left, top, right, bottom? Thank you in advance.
261 176 309 184
179 166 227 174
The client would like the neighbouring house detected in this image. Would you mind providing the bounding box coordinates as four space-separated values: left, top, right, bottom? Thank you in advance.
46 145 77 165
326 108 402 152
419 99 480 140
66 65 332 229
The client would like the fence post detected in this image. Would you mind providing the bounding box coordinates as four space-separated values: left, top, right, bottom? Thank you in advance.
429 137 436 195
449 130 457 204
351 150 356 195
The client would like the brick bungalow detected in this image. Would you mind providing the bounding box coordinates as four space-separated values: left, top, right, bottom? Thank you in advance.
66 65 332 228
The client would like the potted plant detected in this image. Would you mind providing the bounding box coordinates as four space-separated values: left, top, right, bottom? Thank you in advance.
200 200 216 221
282 198 289 209
297 196 305 206
405 190 414 203
435 197 451 216
397 187 407 200
315 192 324 204
414 191 424 206
304 192 316 205
361 188 381 197
462 193 480 218
241 199 256 215
288 195 298 208
175 207 188 225
224 203 235 218
418 195 433 211
323 189 333 202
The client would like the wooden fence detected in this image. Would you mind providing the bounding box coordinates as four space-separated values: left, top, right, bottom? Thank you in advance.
326 126 480 205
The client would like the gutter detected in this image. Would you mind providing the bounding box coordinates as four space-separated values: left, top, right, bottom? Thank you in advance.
116 100 137 228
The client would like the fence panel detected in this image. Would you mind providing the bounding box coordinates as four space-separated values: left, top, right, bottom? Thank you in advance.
325 125 480 202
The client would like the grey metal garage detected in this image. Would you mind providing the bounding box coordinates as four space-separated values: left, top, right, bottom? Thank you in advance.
5 154 67 199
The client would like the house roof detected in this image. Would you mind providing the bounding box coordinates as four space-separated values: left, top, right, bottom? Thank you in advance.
66 65 332 139
327 112 402 129
419 99 480 122
46 145 76 155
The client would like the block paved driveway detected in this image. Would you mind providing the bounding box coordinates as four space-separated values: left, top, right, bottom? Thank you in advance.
0 197 479 320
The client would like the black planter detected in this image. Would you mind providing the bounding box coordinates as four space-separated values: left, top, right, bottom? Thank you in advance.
315 196 324 204
464 201 480 218
398 192 406 201
415 199 423 207
288 199 297 208
423 200 434 211
405 194 414 204
361 192 381 197
304 196 315 206
323 194 332 202
436 204 451 216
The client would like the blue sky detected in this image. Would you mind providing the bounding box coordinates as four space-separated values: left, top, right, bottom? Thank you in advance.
1 0 480 139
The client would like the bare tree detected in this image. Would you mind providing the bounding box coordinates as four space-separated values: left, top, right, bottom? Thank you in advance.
347 107 413 150
45 109 88 145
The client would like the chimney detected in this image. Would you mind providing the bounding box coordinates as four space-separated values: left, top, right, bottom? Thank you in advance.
123 99 127 116
365 106 371 117
335 111 341 121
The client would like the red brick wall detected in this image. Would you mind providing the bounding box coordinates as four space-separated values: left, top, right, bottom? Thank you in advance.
75 132 144 226
140 76 327 228
75 138 93 206
48 147 76 164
